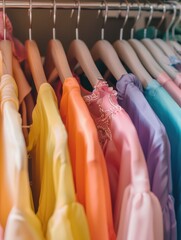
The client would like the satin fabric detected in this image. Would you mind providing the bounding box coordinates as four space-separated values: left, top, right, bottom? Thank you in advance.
27 83 90 240
0 75 44 240
58 77 116 240
144 79 181 240
82 80 163 240
116 73 176 240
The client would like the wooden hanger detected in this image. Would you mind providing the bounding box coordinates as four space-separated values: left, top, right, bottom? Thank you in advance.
140 3 172 74
44 0 72 83
91 40 127 80
114 1 167 82
0 40 13 76
153 4 180 59
168 41 181 59
138 4 180 80
67 0 103 87
166 4 181 59
91 1 127 81
129 39 165 79
25 40 47 92
25 0 47 92
142 38 179 80
113 3 152 88
114 40 152 88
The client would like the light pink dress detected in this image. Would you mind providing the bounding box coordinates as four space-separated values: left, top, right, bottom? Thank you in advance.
83 80 163 240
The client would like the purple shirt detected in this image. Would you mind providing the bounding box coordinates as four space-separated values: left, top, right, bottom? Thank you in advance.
116 73 176 240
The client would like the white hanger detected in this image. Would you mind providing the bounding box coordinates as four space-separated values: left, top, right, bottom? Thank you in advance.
141 3 180 81
44 0 73 83
113 2 152 87
91 0 127 81
0 0 13 76
25 0 47 92
67 0 103 87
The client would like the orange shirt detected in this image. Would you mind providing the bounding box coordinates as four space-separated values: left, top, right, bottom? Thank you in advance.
59 77 116 240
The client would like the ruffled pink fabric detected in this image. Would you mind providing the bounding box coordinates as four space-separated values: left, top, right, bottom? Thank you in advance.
0 12 26 62
83 80 164 240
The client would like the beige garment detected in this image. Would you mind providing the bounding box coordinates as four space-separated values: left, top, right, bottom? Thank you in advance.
0 74 44 239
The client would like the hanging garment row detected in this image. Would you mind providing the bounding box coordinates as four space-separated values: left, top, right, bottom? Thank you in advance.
0 1 181 240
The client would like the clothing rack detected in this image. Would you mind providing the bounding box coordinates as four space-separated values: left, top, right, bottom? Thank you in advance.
0 1 181 11
4 0 180 54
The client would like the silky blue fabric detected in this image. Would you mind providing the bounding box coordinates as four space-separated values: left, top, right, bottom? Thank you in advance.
116 74 176 240
144 79 181 240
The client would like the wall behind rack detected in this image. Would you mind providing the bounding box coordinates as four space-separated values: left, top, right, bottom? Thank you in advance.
5 0 171 56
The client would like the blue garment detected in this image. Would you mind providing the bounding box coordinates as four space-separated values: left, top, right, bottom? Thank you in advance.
144 79 181 240
116 74 176 240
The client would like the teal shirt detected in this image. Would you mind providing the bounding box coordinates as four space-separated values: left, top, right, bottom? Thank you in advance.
144 79 181 239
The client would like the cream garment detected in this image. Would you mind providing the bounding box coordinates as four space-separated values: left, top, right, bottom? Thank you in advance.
0 74 44 239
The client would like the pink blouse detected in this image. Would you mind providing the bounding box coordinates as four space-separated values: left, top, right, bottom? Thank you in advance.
83 80 163 240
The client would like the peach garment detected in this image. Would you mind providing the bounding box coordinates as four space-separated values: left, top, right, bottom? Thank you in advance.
12 57 33 141
158 72 181 107
58 77 116 240
0 74 44 240
0 12 26 62
82 80 163 240
27 83 90 240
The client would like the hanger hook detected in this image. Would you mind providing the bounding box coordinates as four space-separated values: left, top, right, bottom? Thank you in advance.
101 0 108 40
74 0 81 40
53 0 57 39
29 0 32 40
119 0 130 40
130 1 142 39
2 0 6 40
143 0 154 38
165 3 176 41
154 3 166 38
171 2 181 41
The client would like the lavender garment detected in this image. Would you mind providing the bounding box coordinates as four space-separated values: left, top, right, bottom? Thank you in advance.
116 74 176 240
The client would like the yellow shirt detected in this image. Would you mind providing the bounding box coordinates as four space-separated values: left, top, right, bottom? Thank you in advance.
27 83 90 239
0 74 44 239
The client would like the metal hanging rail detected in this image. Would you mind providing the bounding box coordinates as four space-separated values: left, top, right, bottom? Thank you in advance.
0 1 180 11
